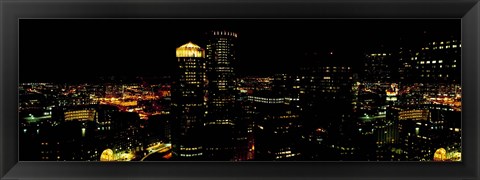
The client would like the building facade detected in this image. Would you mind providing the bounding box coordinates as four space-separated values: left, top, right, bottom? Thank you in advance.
204 30 238 160
171 42 207 160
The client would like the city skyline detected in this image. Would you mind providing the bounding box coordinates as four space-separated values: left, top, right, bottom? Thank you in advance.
20 19 461 162
20 19 459 82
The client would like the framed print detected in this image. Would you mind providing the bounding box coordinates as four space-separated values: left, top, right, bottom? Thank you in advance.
16 18 464 162
1 0 479 179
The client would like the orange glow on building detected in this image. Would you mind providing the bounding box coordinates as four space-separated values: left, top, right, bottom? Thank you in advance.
163 152 172 159
160 90 171 97
386 83 399 96
426 95 461 111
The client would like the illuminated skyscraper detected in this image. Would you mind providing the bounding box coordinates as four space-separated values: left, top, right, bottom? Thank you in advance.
397 39 461 84
414 40 461 84
171 42 207 160
204 30 238 160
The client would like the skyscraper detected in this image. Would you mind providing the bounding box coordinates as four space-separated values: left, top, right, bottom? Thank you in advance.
171 42 207 160
363 52 395 83
203 30 238 160
299 52 357 160
249 91 303 160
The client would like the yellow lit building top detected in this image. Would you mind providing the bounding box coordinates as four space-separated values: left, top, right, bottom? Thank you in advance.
176 42 205 58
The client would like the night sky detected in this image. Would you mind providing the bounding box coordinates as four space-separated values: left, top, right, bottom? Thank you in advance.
20 19 460 83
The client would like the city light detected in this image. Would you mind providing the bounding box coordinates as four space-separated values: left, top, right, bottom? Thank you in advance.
19 20 461 162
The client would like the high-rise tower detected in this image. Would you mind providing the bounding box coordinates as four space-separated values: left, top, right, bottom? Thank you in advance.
204 30 238 160
171 42 207 160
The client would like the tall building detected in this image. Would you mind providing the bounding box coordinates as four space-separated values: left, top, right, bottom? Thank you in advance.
363 51 395 83
171 42 207 160
272 74 302 107
204 30 238 160
398 48 415 83
249 91 303 160
400 39 461 84
298 51 358 160
110 112 143 156
235 90 256 160
299 56 354 131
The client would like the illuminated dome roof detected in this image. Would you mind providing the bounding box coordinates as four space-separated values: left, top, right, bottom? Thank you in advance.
176 42 204 58
433 148 447 161
100 149 115 161
177 42 202 50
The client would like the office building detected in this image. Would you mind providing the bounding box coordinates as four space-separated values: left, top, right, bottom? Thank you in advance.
204 30 238 160
171 42 207 160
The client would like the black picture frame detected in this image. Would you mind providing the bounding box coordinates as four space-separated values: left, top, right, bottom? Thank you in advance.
1 0 479 179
